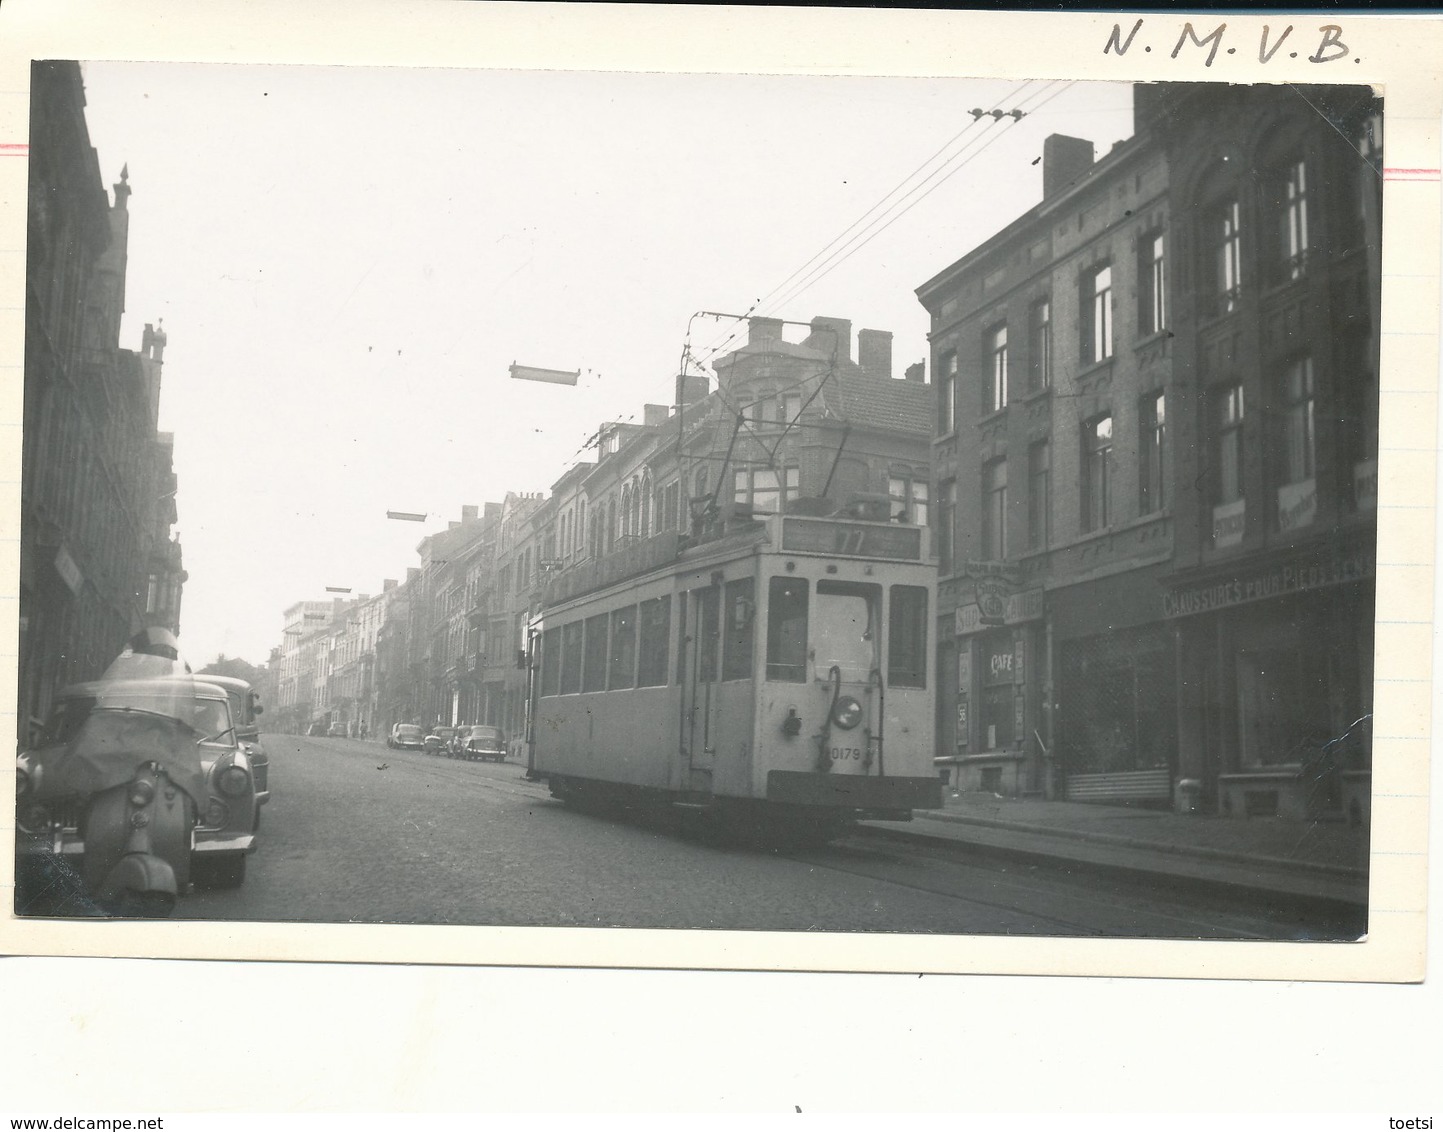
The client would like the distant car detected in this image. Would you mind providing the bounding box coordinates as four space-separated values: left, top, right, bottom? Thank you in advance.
198 674 271 830
388 723 425 750
327 722 347 738
423 727 454 755
306 721 326 736
462 725 507 763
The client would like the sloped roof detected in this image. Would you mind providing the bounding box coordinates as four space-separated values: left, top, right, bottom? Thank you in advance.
827 369 933 437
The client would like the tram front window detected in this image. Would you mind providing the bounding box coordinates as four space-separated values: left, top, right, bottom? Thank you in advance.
813 582 880 682
767 578 808 682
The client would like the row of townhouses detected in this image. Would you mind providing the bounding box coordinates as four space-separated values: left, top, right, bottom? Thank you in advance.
268 82 1382 823
18 61 187 746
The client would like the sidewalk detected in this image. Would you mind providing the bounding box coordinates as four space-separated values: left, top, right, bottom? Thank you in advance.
866 789 1370 907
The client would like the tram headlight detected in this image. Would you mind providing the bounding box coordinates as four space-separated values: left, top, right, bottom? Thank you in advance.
781 709 802 738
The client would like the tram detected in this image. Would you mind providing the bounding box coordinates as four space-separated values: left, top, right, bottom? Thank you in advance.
531 503 942 838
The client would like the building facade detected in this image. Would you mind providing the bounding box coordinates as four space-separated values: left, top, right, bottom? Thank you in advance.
19 61 186 744
917 81 1381 819
1147 83 1381 822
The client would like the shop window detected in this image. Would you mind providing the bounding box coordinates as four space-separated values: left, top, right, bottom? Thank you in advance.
1028 440 1051 549
608 605 637 689
1058 628 1175 774
979 633 1017 751
938 350 958 434
1081 414 1113 532
982 458 1008 560
987 323 1009 412
766 577 808 682
1139 391 1167 514
637 596 671 687
887 585 927 688
1081 265 1113 364
1139 232 1167 335
582 613 609 693
722 579 755 680
1237 647 1332 769
1027 298 1051 391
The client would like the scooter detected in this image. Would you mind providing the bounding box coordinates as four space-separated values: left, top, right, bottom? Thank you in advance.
18 627 207 917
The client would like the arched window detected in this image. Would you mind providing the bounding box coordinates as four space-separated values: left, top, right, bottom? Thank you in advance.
638 472 650 537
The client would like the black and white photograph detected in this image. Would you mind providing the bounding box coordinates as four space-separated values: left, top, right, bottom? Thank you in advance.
1 1 1440 1121
11 55 1391 946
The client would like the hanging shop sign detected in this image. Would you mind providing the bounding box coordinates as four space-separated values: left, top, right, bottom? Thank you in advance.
954 588 1044 636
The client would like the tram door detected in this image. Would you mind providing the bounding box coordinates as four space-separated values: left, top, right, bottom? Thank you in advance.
679 584 721 789
812 581 883 775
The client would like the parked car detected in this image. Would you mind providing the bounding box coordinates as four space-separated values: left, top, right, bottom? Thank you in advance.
197 674 271 830
306 721 326 736
462 725 507 763
423 727 454 755
327 722 347 738
16 677 259 896
388 723 425 750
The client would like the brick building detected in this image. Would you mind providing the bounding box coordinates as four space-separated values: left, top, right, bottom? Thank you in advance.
19 61 186 743
917 81 1381 817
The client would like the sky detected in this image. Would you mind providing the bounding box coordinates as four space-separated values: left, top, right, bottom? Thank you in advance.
73 63 1136 666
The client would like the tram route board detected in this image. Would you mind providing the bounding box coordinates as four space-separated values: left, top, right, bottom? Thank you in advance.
780 518 923 561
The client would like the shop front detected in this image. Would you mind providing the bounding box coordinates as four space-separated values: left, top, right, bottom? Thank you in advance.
1166 534 1374 822
1050 566 1176 805
948 577 1045 796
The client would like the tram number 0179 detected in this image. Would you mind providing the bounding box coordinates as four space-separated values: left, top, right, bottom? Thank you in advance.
829 746 863 761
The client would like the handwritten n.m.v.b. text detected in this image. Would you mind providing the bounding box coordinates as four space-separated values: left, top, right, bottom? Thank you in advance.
1104 21 1357 67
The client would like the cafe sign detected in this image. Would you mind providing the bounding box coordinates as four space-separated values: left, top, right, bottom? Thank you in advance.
1162 549 1374 619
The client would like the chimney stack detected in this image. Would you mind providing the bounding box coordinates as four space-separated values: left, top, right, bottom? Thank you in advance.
462 504 478 523
643 404 670 428
808 317 852 363
857 329 893 380
748 316 784 345
484 502 503 522
904 361 926 384
1042 134 1095 199
406 567 421 584
383 578 398 592
676 373 708 405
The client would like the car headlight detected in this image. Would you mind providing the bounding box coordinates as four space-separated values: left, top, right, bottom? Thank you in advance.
216 765 251 798
19 802 51 834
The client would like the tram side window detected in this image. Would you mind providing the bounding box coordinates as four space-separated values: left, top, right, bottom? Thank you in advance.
814 581 881 682
888 585 928 688
638 596 671 687
698 587 720 683
560 622 583 694
767 578 808 682
582 613 609 693
609 605 638 689
541 628 561 697
722 578 755 680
